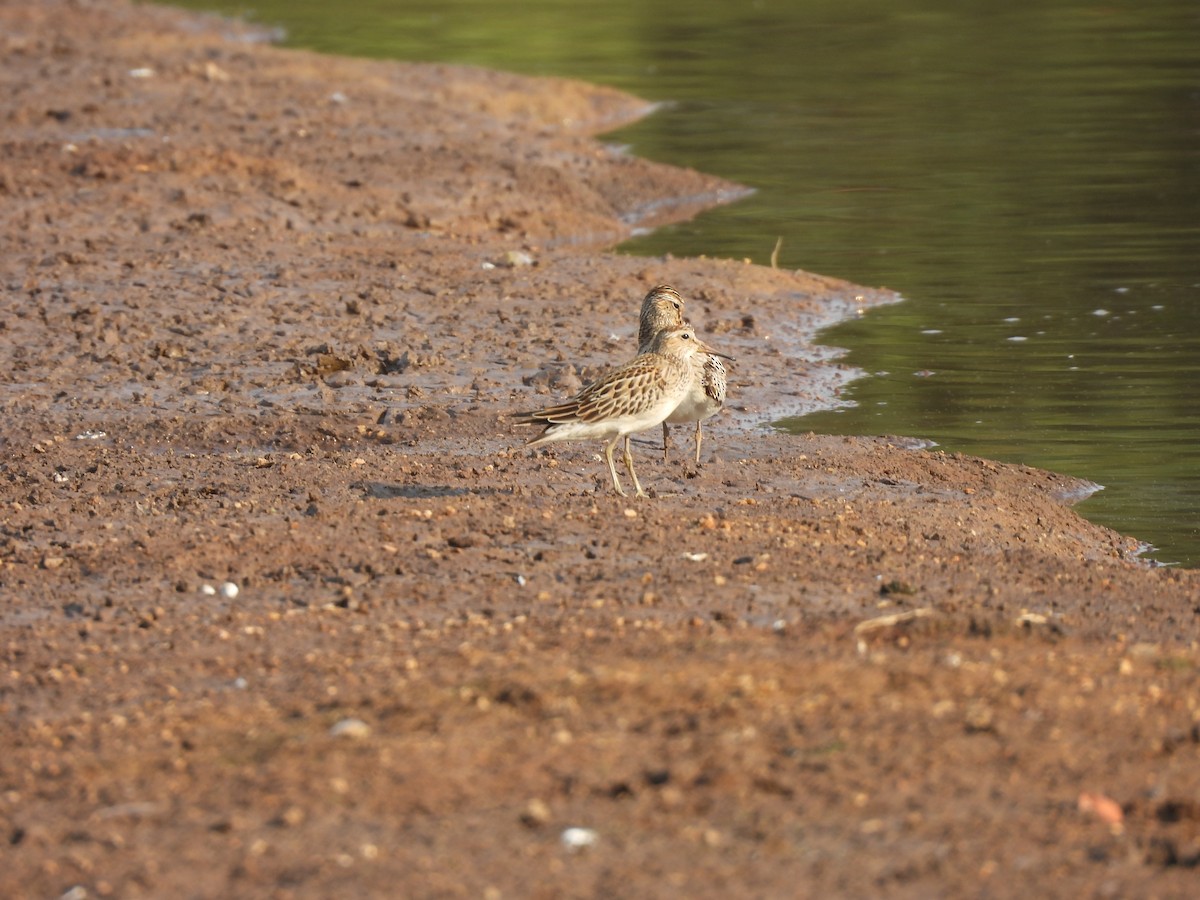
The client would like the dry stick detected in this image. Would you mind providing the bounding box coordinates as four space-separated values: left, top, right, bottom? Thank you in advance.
853 607 935 635
770 236 783 269
853 606 935 654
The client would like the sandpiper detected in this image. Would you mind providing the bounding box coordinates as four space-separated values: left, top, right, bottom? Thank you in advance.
637 284 686 349
513 326 730 497
637 284 729 465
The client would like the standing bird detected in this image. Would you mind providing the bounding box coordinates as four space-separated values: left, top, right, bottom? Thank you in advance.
512 327 730 498
637 284 729 465
637 284 687 348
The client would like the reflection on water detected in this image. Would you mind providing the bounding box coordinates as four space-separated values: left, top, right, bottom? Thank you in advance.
170 0 1200 565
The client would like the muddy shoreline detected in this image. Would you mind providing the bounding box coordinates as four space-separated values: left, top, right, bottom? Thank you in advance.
2 2 1198 896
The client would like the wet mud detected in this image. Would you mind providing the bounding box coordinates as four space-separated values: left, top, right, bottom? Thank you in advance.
2 2 1198 897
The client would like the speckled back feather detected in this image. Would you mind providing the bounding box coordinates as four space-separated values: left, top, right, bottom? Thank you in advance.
515 356 684 428
511 328 704 438
702 353 728 404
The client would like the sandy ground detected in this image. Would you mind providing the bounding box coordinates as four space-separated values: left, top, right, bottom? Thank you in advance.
2 1 1199 897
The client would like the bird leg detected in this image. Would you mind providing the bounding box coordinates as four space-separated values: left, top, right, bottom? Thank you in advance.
662 422 672 463
693 421 703 466
623 436 647 498
604 440 627 497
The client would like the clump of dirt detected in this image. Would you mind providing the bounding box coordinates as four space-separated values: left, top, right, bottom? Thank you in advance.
1 2 1197 898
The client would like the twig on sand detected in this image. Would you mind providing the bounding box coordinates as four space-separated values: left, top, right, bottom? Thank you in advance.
853 607 936 654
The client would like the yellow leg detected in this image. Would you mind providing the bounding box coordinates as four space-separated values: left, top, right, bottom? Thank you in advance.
623 436 647 498
694 421 703 465
604 440 627 496
662 422 671 463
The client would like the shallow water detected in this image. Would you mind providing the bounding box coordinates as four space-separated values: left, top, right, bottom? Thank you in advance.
172 0 1200 565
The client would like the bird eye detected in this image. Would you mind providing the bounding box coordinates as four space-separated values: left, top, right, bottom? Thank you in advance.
672 301 681 310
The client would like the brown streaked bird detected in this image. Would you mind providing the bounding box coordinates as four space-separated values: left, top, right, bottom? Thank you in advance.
637 284 730 465
637 284 686 349
512 326 731 498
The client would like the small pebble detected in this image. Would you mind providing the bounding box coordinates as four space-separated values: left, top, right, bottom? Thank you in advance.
502 249 534 268
200 584 217 596
521 798 551 827
560 826 598 851
219 581 240 599
330 718 372 739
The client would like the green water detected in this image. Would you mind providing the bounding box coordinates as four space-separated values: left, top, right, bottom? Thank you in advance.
171 0 1200 566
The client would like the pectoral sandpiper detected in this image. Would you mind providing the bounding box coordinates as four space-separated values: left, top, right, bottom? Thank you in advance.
637 284 730 465
513 327 730 498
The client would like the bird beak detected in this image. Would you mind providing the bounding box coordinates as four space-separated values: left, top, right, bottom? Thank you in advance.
699 339 734 362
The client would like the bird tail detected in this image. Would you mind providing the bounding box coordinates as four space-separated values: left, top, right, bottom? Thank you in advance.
509 401 581 427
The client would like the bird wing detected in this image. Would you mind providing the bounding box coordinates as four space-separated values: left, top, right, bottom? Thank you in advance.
512 355 678 427
574 357 672 422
